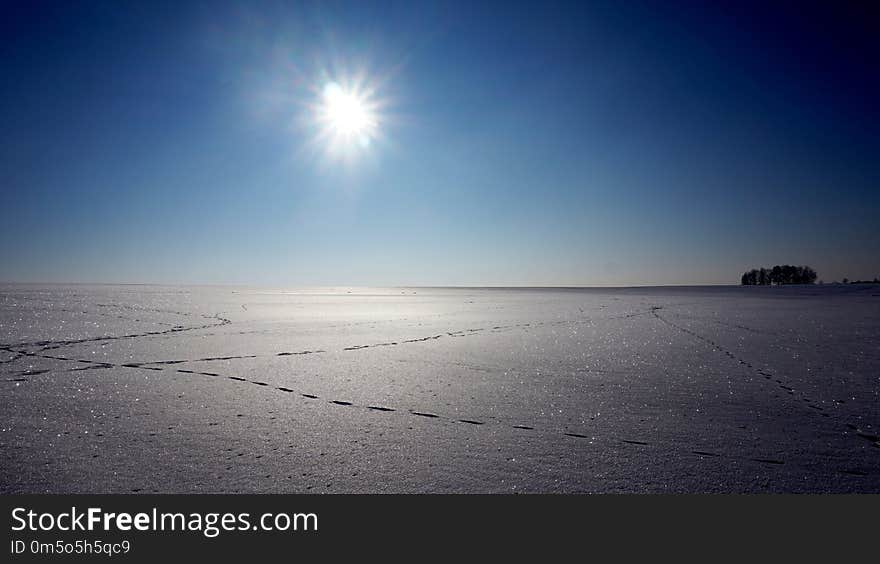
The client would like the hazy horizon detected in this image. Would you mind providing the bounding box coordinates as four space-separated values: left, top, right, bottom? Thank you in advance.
2 1 877 286
0 280 874 289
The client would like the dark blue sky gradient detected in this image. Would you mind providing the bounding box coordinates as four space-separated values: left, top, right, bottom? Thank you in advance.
2 1 877 285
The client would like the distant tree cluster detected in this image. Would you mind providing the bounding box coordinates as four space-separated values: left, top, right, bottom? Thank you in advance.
839 277 880 285
741 265 817 286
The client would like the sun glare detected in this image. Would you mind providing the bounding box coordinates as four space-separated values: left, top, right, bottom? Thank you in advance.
322 83 371 134
314 81 379 154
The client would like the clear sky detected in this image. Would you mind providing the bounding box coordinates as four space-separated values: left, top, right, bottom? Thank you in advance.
2 1 877 286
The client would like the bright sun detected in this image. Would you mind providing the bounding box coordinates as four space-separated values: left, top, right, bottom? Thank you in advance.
315 81 378 151
322 83 370 134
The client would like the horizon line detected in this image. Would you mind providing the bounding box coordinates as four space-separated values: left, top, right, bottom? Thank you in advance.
0 281 846 290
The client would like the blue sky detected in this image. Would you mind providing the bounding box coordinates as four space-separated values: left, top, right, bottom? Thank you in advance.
2 1 877 285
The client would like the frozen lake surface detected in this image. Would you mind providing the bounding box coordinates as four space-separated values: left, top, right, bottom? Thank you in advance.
2 284 878 493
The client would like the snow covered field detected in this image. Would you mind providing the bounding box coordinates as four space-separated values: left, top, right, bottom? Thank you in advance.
1 284 878 493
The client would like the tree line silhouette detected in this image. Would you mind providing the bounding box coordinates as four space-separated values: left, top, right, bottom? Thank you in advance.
740 265 817 285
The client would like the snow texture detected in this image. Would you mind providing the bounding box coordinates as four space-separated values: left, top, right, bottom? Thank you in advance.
1 284 878 493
